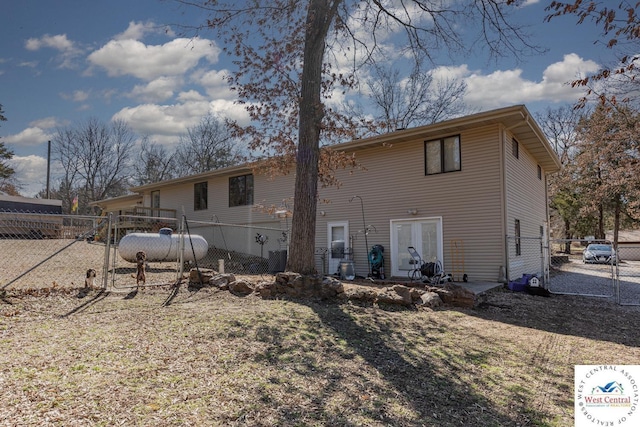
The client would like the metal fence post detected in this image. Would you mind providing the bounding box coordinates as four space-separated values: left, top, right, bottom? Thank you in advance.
102 213 112 290
178 215 186 282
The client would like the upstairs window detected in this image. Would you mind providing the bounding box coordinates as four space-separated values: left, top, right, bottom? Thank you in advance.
194 182 208 211
512 138 519 159
537 165 542 180
424 135 461 175
229 174 254 207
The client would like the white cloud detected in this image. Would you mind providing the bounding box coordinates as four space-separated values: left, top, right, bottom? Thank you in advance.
60 90 90 102
29 117 61 129
114 21 167 41
24 34 82 69
129 76 183 103
111 101 211 141
208 99 250 125
18 61 38 68
177 90 206 103
191 69 235 99
3 127 52 147
461 53 599 108
9 155 48 197
25 34 75 52
88 37 220 81
112 98 250 145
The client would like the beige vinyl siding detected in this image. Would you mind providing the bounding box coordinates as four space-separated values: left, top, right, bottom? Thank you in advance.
101 106 558 280
316 124 505 281
149 172 294 225
504 130 547 279
142 173 295 257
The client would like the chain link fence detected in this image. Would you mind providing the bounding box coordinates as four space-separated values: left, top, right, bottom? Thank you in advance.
508 236 640 305
0 212 107 291
1 212 290 293
547 239 616 298
182 218 289 276
615 244 640 306
505 236 546 285
3 211 637 306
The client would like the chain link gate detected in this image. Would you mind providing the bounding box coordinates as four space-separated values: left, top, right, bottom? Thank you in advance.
0 212 108 291
615 243 640 306
547 239 616 300
106 214 184 290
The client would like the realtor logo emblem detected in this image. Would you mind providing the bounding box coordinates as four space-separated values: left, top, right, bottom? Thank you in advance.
575 365 639 426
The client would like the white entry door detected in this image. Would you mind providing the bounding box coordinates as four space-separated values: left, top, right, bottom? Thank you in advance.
390 218 443 278
327 221 349 276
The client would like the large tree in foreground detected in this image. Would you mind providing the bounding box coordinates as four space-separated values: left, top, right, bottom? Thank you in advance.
182 0 540 274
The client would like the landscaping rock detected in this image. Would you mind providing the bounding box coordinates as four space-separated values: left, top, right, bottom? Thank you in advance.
431 282 476 308
189 268 216 284
343 286 378 302
209 273 236 290
228 279 255 296
418 292 443 308
391 285 413 304
376 288 412 306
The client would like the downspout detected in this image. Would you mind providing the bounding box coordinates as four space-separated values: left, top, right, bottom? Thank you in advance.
544 173 551 287
499 124 508 283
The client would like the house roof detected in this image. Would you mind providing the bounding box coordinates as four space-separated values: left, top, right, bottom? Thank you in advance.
335 104 561 172
88 193 142 208
131 104 560 193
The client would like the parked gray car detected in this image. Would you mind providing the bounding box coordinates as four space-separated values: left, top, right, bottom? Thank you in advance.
582 243 616 264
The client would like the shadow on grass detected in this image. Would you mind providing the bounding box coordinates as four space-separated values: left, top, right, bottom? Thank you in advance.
315 302 545 426
239 300 548 426
60 289 110 318
470 286 640 348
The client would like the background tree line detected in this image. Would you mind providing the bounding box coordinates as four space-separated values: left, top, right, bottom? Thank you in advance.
41 113 242 214
539 1 640 246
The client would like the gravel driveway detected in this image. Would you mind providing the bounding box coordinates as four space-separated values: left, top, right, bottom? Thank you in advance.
549 258 640 305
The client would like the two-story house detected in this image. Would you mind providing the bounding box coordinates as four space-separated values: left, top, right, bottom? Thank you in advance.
92 105 561 282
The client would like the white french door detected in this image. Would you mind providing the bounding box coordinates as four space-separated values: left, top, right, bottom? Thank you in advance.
390 218 443 277
327 221 349 276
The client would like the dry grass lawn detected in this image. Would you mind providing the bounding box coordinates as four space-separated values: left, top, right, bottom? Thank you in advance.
1 282 639 426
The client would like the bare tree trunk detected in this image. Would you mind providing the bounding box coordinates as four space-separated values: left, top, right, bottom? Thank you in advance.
286 0 337 274
597 204 605 240
613 196 621 245
564 218 571 254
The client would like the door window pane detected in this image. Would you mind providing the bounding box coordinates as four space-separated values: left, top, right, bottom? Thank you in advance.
396 223 413 271
330 226 345 259
420 221 438 262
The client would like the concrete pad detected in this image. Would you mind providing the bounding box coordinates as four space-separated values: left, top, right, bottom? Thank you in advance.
459 281 503 295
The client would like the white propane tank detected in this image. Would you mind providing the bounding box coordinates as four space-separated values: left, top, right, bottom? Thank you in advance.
118 228 208 263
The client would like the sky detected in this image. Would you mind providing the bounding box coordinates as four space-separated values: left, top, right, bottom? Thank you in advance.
0 0 617 197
